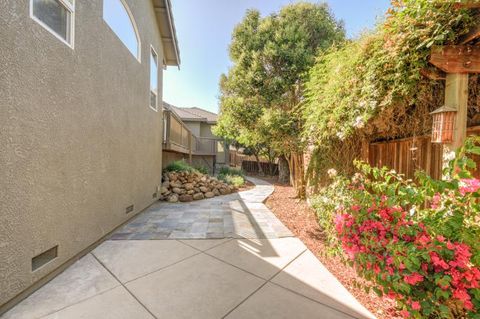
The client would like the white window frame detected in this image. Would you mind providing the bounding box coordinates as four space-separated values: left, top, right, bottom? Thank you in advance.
149 45 159 112
30 0 75 49
102 0 141 62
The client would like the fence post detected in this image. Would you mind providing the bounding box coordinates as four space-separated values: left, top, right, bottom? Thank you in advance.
188 133 192 165
165 111 171 149
361 139 370 163
443 73 468 172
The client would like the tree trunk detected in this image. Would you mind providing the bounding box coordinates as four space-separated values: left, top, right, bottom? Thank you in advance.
254 154 265 176
278 155 290 184
288 152 306 198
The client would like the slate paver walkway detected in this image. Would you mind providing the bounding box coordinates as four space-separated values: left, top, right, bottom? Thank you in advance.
1 177 376 319
110 177 292 240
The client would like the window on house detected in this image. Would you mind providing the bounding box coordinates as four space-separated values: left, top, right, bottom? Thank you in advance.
103 0 140 60
31 0 74 46
150 47 158 111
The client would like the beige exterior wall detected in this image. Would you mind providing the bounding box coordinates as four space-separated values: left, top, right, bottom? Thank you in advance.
162 151 187 168
200 123 215 138
162 152 215 174
184 122 201 136
216 141 227 164
0 0 166 308
184 122 215 139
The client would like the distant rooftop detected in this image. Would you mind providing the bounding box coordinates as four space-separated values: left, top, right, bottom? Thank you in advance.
163 102 217 124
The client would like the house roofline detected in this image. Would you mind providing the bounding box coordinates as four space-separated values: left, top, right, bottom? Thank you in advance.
163 102 218 124
153 0 180 67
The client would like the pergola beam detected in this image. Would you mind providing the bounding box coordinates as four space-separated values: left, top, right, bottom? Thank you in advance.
430 45 480 73
459 13 480 44
420 67 446 80
459 25 480 44
453 2 480 9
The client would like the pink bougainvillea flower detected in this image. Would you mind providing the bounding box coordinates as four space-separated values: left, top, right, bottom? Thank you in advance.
404 273 424 285
386 291 396 299
431 193 441 209
430 252 449 270
400 310 410 318
459 178 480 195
453 288 472 309
465 300 474 310
411 301 421 311
421 263 428 272
416 234 430 246
446 242 455 250
386 256 393 265
351 205 361 212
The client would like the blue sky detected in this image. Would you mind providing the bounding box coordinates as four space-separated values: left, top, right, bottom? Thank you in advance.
103 0 139 58
163 0 391 113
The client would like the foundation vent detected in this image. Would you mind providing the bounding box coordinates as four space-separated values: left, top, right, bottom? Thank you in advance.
126 205 134 214
32 246 58 271
152 192 158 198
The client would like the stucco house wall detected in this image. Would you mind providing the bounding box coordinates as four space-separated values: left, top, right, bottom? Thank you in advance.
200 122 215 138
162 151 215 174
185 122 201 136
0 0 172 310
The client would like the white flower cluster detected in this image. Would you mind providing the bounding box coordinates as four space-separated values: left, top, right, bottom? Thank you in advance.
327 168 338 178
353 116 364 129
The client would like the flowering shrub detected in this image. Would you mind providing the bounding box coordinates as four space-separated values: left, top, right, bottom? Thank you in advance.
326 137 480 318
310 169 354 256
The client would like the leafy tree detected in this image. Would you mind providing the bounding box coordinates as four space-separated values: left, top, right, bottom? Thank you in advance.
214 2 345 196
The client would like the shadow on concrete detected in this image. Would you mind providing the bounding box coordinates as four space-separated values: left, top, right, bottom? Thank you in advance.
1 178 376 319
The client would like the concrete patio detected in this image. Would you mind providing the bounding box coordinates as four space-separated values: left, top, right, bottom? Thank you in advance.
2 178 375 319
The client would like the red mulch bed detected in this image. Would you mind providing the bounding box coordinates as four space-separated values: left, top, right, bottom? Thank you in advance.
264 180 402 319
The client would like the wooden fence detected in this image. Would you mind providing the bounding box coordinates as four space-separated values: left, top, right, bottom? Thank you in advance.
367 126 480 180
241 160 278 175
368 136 443 180
229 151 265 167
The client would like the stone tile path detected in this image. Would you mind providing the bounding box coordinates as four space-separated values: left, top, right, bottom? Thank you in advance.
1 177 376 319
110 177 293 240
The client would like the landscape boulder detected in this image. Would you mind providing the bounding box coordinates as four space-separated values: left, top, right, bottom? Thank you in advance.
160 170 240 202
193 193 205 200
179 194 193 202
205 192 215 198
168 194 179 203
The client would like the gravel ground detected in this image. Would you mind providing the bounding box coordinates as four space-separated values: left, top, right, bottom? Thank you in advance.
264 180 401 319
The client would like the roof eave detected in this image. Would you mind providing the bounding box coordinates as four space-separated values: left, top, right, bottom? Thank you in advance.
152 0 181 67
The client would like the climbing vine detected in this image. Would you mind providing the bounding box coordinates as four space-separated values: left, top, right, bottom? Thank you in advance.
302 0 474 185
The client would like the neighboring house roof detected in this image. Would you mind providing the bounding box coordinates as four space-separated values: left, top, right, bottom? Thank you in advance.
152 0 180 66
163 102 218 124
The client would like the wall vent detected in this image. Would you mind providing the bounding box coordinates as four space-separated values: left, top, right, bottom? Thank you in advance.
125 205 134 214
32 246 58 271
152 192 157 198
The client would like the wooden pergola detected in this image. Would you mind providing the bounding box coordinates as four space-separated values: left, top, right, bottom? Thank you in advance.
424 3 480 152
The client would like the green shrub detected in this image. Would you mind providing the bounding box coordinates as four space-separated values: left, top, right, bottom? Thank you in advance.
218 173 245 187
218 166 244 177
315 137 480 318
164 160 197 173
194 166 209 175
310 171 353 257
